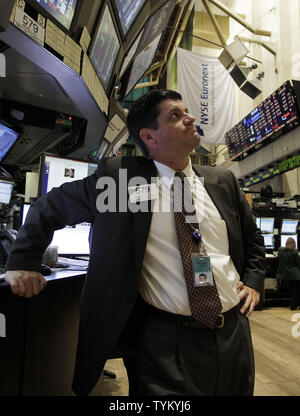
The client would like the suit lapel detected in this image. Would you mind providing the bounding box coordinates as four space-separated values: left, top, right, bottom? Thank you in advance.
125 158 157 273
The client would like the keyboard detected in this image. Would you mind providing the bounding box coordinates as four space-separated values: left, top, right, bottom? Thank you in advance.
54 256 89 271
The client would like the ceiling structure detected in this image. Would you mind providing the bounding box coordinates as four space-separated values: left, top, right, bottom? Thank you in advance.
0 0 275 171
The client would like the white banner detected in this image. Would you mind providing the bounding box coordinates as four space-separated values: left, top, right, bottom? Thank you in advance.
177 47 235 144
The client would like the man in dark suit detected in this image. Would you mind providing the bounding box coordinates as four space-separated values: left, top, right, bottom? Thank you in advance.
5 89 266 396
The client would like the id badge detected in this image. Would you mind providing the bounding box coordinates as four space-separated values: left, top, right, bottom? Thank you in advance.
191 254 214 287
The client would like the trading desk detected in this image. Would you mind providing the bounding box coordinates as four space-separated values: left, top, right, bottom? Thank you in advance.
264 253 293 305
0 270 89 396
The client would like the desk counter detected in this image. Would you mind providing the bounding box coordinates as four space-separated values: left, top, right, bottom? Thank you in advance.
0 270 86 396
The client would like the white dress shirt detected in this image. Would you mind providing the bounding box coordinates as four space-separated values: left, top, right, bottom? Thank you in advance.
138 158 241 314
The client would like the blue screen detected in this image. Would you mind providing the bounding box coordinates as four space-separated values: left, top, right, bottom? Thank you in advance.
0 122 19 162
114 0 147 35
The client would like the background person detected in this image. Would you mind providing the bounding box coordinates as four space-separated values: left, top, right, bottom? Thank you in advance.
276 237 300 310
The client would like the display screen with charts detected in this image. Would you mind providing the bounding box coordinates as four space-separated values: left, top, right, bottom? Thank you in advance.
34 0 78 30
89 4 120 92
0 121 20 163
38 155 97 256
262 234 275 249
0 180 14 204
281 219 298 234
113 0 147 36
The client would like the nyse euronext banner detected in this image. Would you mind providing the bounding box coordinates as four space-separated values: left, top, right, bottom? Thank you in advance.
177 47 235 144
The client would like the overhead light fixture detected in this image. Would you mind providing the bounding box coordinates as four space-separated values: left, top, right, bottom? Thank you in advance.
218 39 249 71
240 78 262 99
229 65 250 87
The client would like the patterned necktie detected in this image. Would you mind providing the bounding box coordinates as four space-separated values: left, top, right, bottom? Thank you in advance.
173 171 222 328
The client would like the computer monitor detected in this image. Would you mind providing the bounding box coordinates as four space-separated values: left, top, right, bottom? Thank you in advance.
124 32 162 97
89 2 121 93
260 217 275 233
281 234 298 249
38 154 97 255
256 217 261 228
0 120 20 163
281 219 299 234
262 234 275 249
113 0 147 36
0 179 14 204
32 0 80 30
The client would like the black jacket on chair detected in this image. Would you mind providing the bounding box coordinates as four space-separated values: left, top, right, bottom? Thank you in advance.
5 156 266 395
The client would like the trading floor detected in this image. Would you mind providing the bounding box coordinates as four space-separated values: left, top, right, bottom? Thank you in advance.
100 307 300 397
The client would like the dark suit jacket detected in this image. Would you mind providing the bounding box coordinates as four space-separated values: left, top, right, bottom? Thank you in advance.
5 156 266 395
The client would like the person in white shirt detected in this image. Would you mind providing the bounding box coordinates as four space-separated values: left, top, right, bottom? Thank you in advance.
5 89 266 396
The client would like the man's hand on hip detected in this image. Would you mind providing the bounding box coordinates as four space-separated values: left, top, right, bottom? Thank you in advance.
236 281 260 318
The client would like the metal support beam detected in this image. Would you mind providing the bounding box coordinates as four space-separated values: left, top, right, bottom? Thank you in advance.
235 35 277 56
201 0 227 47
207 0 272 37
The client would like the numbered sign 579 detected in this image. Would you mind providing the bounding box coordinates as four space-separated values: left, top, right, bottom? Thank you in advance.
14 5 45 46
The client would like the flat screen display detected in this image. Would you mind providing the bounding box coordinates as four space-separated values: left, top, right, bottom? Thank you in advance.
119 30 144 79
260 217 275 233
34 0 78 30
262 234 274 249
281 234 298 249
114 0 147 36
225 81 299 161
39 155 97 255
0 122 20 163
125 33 162 97
89 4 121 92
0 180 14 204
281 219 298 234
136 0 176 54
256 218 261 228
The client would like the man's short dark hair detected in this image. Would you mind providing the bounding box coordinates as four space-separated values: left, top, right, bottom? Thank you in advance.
126 89 182 157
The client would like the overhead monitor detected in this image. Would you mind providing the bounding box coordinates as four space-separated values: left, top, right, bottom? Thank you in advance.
225 80 299 161
281 234 298 249
125 33 162 97
89 3 121 92
262 234 274 249
281 219 299 234
0 121 20 163
33 0 79 30
119 29 144 79
0 179 14 204
135 0 176 55
260 217 275 234
38 154 97 255
113 0 147 36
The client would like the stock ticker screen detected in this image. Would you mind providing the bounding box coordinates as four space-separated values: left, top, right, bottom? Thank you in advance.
225 81 299 161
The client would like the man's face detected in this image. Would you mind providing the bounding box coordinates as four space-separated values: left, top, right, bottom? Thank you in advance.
143 99 201 159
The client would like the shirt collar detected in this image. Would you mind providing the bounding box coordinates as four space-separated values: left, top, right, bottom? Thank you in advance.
154 158 193 180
